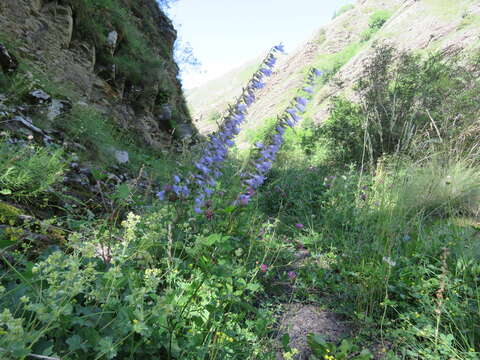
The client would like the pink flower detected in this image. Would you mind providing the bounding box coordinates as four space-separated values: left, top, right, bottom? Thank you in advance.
295 223 304 229
260 264 268 272
288 271 297 280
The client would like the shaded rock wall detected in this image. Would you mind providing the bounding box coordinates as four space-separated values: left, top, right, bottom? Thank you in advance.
0 0 195 149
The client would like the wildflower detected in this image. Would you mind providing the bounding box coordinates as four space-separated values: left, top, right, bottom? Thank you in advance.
360 192 367 201
235 194 250 206
260 264 268 272
260 68 273 76
303 86 314 94
295 223 304 229
173 175 181 184
157 190 166 201
286 108 297 115
296 97 308 106
205 209 214 220
296 103 306 113
313 68 323 76
382 256 396 267
237 103 247 112
194 207 203 214
274 43 285 53
287 271 297 280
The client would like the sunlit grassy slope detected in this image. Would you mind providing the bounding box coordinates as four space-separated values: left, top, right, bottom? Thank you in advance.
188 0 480 145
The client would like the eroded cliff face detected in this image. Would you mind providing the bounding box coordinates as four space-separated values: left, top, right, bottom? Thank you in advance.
0 0 195 149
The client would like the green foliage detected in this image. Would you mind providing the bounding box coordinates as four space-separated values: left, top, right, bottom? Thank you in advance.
332 3 355 19
360 10 392 42
311 44 480 168
316 97 365 165
308 335 372 360
380 158 480 219
0 139 64 199
63 0 169 85
314 41 363 81
368 10 391 29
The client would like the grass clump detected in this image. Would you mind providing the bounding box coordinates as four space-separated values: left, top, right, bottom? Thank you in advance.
0 139 64 199
360 10 392 42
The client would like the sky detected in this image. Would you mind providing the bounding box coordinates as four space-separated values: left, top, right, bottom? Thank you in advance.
168 0 353 89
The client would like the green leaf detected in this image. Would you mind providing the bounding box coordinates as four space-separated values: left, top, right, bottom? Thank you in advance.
0 237 15 249
352 349 373 360
281 333 291 352
0 188 12 195
200 233 224 246
307 333 330 356
66 334 85 352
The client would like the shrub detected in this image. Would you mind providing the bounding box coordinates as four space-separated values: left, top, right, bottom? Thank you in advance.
360 10 392 42
368 10 391 30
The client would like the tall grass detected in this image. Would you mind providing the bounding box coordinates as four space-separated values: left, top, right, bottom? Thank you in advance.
0 139 64 199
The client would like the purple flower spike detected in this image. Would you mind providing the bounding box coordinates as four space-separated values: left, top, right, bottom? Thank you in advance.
260 68 273 76
286 108 297 115
296 97 308 106
313 68 323 77
295 223 304 229
288 271 297 280
237 103 248 112
255 142 264 149
303 86 314 94
173 175 181 184
194 207 203 214
274 43 285 53
296 103 306 113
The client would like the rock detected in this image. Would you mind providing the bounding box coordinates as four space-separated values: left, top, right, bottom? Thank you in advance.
276 304 349 360
158 103 173 121
9 115 53 143
47 98 71 121
114 150 129 164
28 89 51 105
173 123 194 140
0 43 18 73
107 30 118 55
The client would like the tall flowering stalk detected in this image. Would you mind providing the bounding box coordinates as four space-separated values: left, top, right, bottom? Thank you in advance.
236 68 323 205
157 44 285 213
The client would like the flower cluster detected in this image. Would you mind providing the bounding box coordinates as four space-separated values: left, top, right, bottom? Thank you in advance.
236 68 323 205
157 44 285 213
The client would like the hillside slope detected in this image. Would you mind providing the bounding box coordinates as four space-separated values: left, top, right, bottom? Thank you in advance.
189 0 480 145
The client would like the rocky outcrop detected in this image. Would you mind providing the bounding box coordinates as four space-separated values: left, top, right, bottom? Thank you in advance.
0 0 195 149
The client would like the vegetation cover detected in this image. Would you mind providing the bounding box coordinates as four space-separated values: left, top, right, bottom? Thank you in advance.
1 2 480 360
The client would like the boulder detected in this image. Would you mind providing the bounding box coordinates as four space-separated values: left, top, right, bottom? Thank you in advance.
28 89 51 105
114 150 129 164
173 123 195 140
47 98 71 121
0 43 18 73
107 30 118 55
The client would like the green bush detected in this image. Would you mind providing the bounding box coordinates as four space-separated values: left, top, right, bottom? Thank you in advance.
0 140 64 198
360 10 392 42
368 10 391 29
